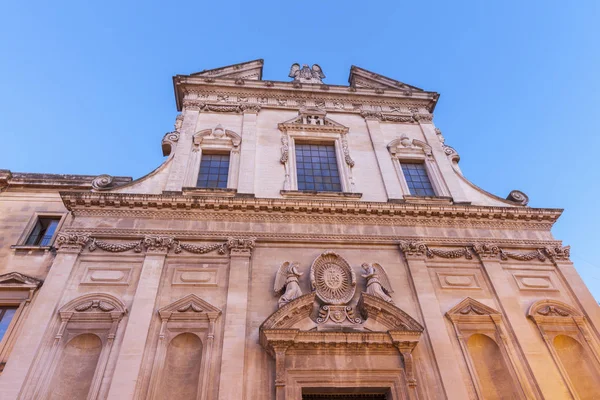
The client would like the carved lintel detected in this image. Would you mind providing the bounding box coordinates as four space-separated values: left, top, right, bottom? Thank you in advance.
55 233 91 252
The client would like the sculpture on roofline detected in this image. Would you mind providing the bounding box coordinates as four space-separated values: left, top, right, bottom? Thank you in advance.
288 63 326 84
361 262 394 303
274 261 303 308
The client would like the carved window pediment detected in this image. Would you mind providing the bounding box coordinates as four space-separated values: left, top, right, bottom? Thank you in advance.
58 293 127 323
0 272 42 291
193 125 241 150
278 109 349 134
388 136 432 159
446 297 501 322
158 294 222 322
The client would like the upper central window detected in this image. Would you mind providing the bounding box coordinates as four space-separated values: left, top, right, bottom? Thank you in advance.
296 144 341 192
400 162 435 196
197 153 230 189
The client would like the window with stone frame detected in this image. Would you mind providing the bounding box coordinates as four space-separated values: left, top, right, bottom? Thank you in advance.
295 143 342 192
196 153 231 189
400 162 435 196
0 307 17 342
25 217 61 246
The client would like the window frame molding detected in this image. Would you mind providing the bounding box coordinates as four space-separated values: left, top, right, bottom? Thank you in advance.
279 109 356 195
0 272 43 373
12 212 67 250
184 125 242 191
387 135 450 199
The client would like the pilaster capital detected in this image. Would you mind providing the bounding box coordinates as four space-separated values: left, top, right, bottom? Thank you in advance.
398 241 428 259
142 236 177 255
360 110 382 120
471 243 500 258
241 104 261 114
55 233 91 253
227 237 256 257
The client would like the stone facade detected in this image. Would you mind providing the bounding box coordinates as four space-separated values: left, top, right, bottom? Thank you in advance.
0 60 599 399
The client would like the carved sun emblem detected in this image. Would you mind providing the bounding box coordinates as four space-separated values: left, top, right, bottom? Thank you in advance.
311 255 355 305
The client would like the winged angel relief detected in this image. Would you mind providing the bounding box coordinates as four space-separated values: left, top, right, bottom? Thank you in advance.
361 263 394 303
288 63 326 84
274 261 304 308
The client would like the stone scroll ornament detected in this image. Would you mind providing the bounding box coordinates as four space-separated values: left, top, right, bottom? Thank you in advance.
273 261 303 308
361 263 394 303
288 63 326 84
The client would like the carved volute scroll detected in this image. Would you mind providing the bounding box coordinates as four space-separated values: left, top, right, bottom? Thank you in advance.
310 251 356 305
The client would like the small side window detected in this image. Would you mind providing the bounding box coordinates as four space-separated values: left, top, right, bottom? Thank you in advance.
400 162 436 196
25 217 61 246
0 307 17 342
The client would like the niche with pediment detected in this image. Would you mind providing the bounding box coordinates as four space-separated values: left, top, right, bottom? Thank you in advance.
446 298 535 400
527 299 600 399
183 124 242 189
387 135 450 198
23 293 127 400
278 109 357 194
145 294 222 400
260 251 424 400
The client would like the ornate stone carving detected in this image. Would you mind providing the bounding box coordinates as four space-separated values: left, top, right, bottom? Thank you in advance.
142 236 176 253
360 110 382 120
427 247 473 260
274 261 303 308
74 299 116 312
88 238 143 253
361 263 394 303
544 245 570 261
317 305 361 324
341 134 355 167
500 248 546 262
174 242 229 255
0 272 43 288
506 190 529 206
161 130 180 157
472 243 500 258
226 237 256 256
536 305 571 317
91 174 114 191
240 103 261 113
442 145 460 163
55 233 90 251
398 241 428 257
182 99 205 110
289 63 325 84
310 251 356 305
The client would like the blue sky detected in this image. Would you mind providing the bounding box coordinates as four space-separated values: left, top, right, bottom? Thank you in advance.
1 1 599 298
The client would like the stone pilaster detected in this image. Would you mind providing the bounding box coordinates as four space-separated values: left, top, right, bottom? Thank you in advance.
105 237 173 400
0 233 90 400
218 237 255 400
237 107 259 195
399 241 471 400
363 116 404 200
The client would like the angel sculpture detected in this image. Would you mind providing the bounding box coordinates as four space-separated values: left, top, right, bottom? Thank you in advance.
361 263 394 303
288 63 326 84
274 261 304 308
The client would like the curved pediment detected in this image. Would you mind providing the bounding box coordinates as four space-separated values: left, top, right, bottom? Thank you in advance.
359 293 424 332
260 292 316 330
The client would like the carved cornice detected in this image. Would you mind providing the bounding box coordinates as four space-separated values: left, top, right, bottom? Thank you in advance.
60 192 562 230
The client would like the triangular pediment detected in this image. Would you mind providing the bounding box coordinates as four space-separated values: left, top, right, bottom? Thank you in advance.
159 294 221 320
190 59 263 81
278 109 349 134
0 272 42 288
447 297 500 317
348 66 423 92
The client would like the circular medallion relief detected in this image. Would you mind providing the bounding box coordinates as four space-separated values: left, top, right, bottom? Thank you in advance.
310 252 356 305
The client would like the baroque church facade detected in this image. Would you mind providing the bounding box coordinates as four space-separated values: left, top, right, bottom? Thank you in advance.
0 59 599 400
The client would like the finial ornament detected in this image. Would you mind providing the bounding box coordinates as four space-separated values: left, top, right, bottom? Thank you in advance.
288 63 325 84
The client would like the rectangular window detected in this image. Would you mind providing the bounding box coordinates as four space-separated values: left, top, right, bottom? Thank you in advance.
400 162 435 196
25 217 60 246
196 153 230 189
296 143 341 192
0 307 17 342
